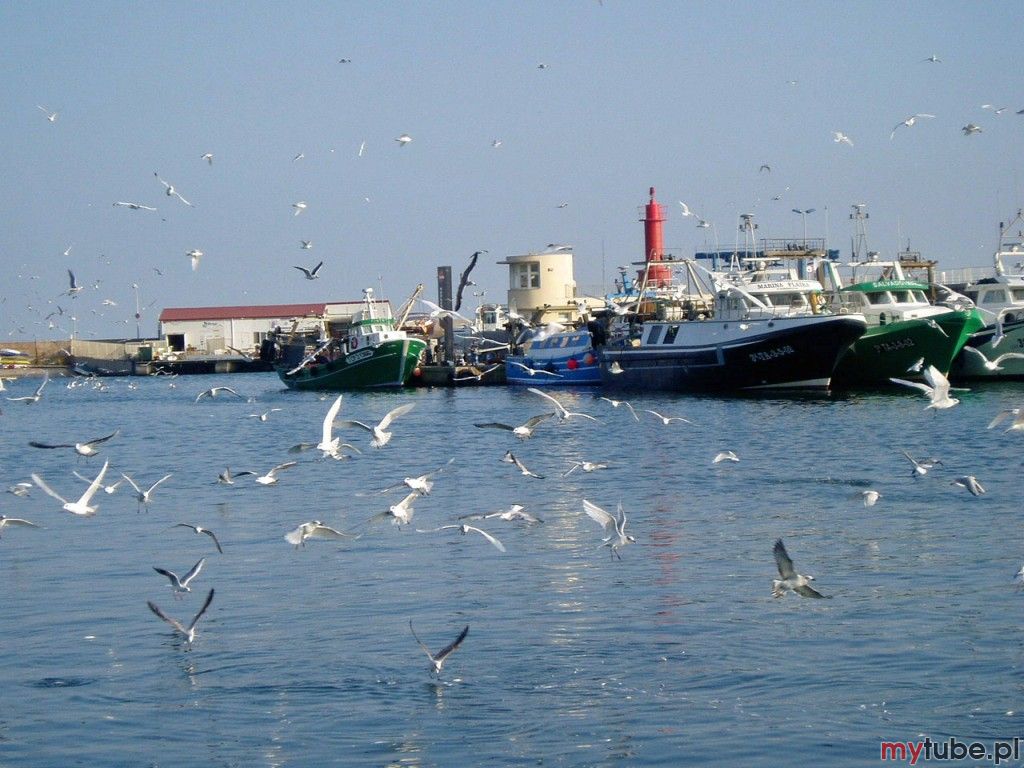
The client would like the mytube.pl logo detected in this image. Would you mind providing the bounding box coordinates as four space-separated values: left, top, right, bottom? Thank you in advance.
880 737 1021 765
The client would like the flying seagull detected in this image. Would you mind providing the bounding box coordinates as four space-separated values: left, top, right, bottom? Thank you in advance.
599 397 639 421
902 450 942 476
988 408 1024 432
645 409 694 426
300 240 313 250
922 55 941 63
29 429 119 457
582 499 635 560
153 557 206 596
395 134 412 146
216 467 257 485
31 459 109 516
292 201 307 215
832 131 854 146
504 451 544 479
201 153 214 165
890 114 935 140
37 105 58 122
342 403 415 448
772 539 829 598
527 387 598 422
505 361 563 378
121 472 173 511
195 386 246 402
409 621 469 675
154 172 194 206
890 364 963 409
187 249 203 272
418 298 472 324
961 346 1024 372
678 201 695 217
6 373 49 404
454 250 487 312
860 490 881 507
416 524 506 552
246 408 282 422
962 123 983 136
254 461 297 486
0 515 40 538
370 458 454 496
712 450 739 464
147 588 214 644
459 504 543 524
113 201 157 211
474 413 553 440
285 520 360 548
563 460 609 477
66 269 84 297
951 476 986 496
173 523 224 553
294 261 324 280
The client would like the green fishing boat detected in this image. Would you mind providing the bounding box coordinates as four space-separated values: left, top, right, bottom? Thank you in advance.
275 289 427 390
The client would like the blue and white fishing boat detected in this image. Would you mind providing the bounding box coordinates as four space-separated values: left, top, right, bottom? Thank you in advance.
505 326 602 386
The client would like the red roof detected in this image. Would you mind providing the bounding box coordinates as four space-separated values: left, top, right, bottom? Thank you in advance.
159 301 367 322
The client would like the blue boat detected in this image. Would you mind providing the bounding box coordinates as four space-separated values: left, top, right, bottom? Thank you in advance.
505 328 602 385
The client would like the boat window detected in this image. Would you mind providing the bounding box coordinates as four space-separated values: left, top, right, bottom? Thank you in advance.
559 336 570 348
772 293 803 307
911 291 929 303
983 290 1008 304
663 325 680 344
752 294 771 306
892 290 914 303
646 326 663 344
867 291 892 305
1011 289 1024 301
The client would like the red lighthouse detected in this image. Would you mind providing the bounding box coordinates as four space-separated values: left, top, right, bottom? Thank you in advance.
641 187 671 287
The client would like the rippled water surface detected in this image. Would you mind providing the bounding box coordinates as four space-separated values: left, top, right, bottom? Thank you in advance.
1 372 1022 766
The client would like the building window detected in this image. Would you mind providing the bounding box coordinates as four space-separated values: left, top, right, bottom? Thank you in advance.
511 262 540 289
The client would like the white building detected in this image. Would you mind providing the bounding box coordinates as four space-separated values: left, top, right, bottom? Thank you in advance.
158 300 391 354
497 246 579 324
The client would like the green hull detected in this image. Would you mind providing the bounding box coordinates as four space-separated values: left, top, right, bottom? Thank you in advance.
278 338 426 390
831 309 984 387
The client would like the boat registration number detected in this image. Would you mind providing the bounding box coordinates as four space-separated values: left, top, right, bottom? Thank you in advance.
749 345 794 363
874 338 915 354
346 350 374 364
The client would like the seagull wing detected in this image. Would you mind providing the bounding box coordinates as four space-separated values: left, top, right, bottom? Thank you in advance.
582 499 616 534
310 261 323 276
78 460 109 505
153 567 180 586
773 539 797 579
922 365 951 400
310 524 357 540
120 473 144 494
408 621 437 662
434 625 470 662
526 387 567 416
293 266 313 278
377 402 415 431
342 420 376 433
889 377 934 396
147 601 187 635
464 525 506 552
187 589 215 632
522 413 554 429
285 525 307 546
987 409 1018 429
454 251 482 312
993 352 1024 365
321 395 343 444
83 430 119 447
30 473 69 505
29 441 74 449
794 584 829 599
474 422 514 431
180 557 206 587
146 474 173 494
202 528 224 553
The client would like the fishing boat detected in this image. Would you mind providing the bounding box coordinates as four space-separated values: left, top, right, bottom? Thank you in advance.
274 288 426 390
504 326 602 385
0 348 30 369
950 211 1024 380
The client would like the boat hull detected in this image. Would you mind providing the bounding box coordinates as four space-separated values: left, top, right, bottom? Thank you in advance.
950 318 1024 380
599 315 865 392
277 338 426 390
830 310 984 387
506 329 602 386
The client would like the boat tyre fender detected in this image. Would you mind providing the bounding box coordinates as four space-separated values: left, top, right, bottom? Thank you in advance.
351 337 359 350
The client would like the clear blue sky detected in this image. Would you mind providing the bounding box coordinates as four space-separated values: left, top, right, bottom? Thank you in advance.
2 1 1022 340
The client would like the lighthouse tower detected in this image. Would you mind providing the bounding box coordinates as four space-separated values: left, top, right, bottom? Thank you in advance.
641 187 671 288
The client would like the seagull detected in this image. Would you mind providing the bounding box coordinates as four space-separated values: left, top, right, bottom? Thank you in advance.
216 467 257 485
147 588 214 645
6 373 49 403
474 413 553 439
292 201 307 216
988 408 1024 432
121 472 173 511
902 450 942 476
527 388 598 422
300 240 313 250
113 201 157 211
645 409 694 426
37 105 58 122
154 172 194 206
759 164 771 173
309 394 346 457
357 140 366 157
0 515 40 538
712 450 739 464
537 62 548 69
395 459 454 495
962 123 983 136
153 557 205 597
418 298 472 324
409 621 468 675
608 361 625 375
951 476 986 496
364 490 421 527
961 346 1024 372
454 250 486 312
172 523 224 553
31 459 109 516
417 524 506 552
453 364 502 382
6 482 33 497
491 138 502 148
696 218 711 229
906 357 925 373
201 153 214 165
29 429 119 457
890 365 962 409
285 520 360 548
890 114 935 140
772 539 829 598
66 269 84 297
922 55 941 63
832 131 854 146
1016 565 1024 588
504 452 544 479
581 499 635 560
294 261 324 280
459 504 543 524
187 249 203 271
678 201 695 217
195 386 246 402
247 408 282 422
506 361 563 378
342 403 415 448
563 460 609 477
599 397 639 421
254 461 297 485
292 152 305 162
860 490 881 507
395 134 412 146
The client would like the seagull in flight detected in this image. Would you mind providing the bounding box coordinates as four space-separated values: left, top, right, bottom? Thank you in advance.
890 114 935 140
395 133 412 146
215 467 257 485
599 397 639 421
300 240 313 250
890 364 963 409
292 201 307 215
712 450 739 464
474 413 553 439
254 461 297 486
409 621 468 675
29 429 119 457
37 105 59 122
172 523 224 553
66 269 84 297
459 504 542 524
342 403 415 448
962 123 983 136
860 490 881 507
201 153 214 165
154 172 194 206
418 298 472 324
506 361 563 378
902 450 941 477
772 539 829 598
0 515 40 538
31 459 109 516
195 386 246 402
678 201 695 217
417 524 506 552
153 557 206 597
148 588 214 645
374 459 454 496
247 408 282 422
645 409 694 426
951 476 986 496
122 472 173 511
187 249 203 272
961 346 1024 372
285 521 360 548
6 373 49 404
113 201 157 211
504 452 544 479
832 131 854 146
988 408 1024 432
294 261 324 280
582 499 635 560
922 55 941 63
527 387 598 422
563 460 609 477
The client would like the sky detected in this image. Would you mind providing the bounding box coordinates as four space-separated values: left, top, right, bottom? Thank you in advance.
2 0 1022 341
